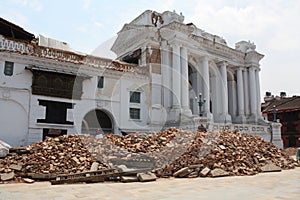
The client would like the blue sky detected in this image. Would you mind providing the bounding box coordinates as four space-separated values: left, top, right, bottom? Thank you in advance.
1 0 300 98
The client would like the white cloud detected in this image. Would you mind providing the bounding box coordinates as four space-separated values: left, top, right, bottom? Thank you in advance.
11 0 43 11
76 26 88 33
94 21 103 28
185 0 300 96
188 0 300 50
160 0 175 12
1 10 29 28
82 0 92 10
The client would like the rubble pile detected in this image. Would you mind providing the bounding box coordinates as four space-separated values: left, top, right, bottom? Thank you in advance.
104 129 298 177
0 135 107 181
105 128 179 153
0 128 299 183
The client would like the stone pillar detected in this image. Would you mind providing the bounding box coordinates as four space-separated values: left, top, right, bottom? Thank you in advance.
219 61 231 122
228 80 237 120
237 67 245 122
271 122 283 149
249 66 257 121
180 47 190 114
161 41 171 109
255 69 262 118
171 44 181 109
201 57 213 120
243 68 250 116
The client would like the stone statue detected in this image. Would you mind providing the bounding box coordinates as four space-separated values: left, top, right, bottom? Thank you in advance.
151 12 164 27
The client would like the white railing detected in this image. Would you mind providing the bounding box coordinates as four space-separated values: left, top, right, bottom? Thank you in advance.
199 122 272 143
0 35 147 74
0 35 31 53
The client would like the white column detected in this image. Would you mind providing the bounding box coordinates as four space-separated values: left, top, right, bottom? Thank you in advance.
228 80 237 119
201 57 211 116
219 62 229 116
243 68 250 116
180 47 189 110
255 68 262 118
249 66 257 117
161 42 171 108
171 44 181 108
237 67 245 117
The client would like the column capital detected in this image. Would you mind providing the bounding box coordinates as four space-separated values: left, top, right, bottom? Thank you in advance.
180 46 188 54
247 65 260 70
217 60 227 67
169 42 184 49
160 40 169 50
199 55 209 63
236 66 244 71
242 68 248 72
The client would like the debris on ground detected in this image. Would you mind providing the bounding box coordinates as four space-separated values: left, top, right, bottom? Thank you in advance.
0 128 299 184
0 135 108 183
103 129 298 177
0 140 10 158
284 147 298 156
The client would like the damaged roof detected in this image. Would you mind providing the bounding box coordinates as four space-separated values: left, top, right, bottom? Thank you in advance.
0 17 35 42
262 96 300 113
0 17 146 75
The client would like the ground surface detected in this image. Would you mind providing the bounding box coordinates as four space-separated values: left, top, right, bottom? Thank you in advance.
0 168 299 200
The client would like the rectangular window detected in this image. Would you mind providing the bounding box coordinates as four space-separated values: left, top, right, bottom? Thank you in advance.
37 99 74 125
97 76 104 88
4 61 14 76
42 129 67 140
130 108 140 119
130 91 141 103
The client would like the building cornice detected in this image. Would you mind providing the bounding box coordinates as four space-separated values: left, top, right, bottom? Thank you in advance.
0 35 148 76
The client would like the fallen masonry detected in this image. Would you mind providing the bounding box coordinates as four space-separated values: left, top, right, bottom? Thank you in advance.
0 128 299 184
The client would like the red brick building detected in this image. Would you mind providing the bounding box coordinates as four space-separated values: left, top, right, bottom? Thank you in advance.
262 93 300 148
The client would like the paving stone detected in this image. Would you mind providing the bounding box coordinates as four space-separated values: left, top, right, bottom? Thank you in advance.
200 167 211 177
261 163 282 172
173 167 190 178
120 176 139 183
137 172 157 182
9 164 22 171
23 178 35 184
253 157 260 165
1 172 15 181
187 171 199 178
188 164 204 169
210 168 229 177
90 162 99 171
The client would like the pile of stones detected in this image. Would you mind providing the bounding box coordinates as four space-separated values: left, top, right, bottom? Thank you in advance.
1 128 298 183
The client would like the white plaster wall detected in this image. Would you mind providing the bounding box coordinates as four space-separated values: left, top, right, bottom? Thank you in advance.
118 77 150 132
0 89 29 146
0 57 31 146
0 58 32 90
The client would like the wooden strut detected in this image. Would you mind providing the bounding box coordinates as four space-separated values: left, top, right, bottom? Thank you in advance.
50 168 151 185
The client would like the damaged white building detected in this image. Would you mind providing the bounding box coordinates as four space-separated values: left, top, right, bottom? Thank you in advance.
0 10 283 148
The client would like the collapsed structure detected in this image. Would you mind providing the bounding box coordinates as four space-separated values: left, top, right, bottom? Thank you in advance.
0 10 282 148
0 129 298 183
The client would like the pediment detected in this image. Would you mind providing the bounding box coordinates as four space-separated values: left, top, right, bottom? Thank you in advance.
111 24 157 57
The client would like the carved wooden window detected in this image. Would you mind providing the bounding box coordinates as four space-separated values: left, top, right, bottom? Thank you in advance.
31 70 83 99
36 75 47 86
4 61 14 76
54 77 63 89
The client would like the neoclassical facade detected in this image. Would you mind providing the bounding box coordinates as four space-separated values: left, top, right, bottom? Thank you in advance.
112 10 264 125
0 11 283 148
